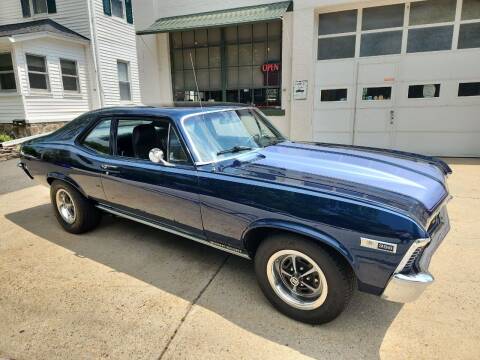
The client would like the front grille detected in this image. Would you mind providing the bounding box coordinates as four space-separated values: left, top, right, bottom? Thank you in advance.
401 247 424 274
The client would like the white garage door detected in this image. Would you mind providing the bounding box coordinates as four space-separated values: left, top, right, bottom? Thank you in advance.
314 0 480 157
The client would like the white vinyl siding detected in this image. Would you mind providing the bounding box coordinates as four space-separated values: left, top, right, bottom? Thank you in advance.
13 38 90 123
0 0 90 38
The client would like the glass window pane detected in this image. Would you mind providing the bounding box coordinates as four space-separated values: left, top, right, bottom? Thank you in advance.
33 0 48 14
267 41 281 62
60 59 77 76
117 62 129 81
225 26 237 43
265 88 280 106
208 28 221 45
171 32 182 48
62 76 78 91
0 73 16 90
458 23 480 49
119 82 131 100
407 26 453 53
238 44 252 66
195 29 208 46
209 69 221 90
362 4 404 30
268 21 282 39
27 55 46 72
168 127 189 164
360 30 402 56
226 90 239 102
362 87 391 100
253 66 263 87
183 49 194 69
253 23 267 41
462 0 480 20
226 45 238 66
173 49 183 70
318 35 356 60
174 71 184 90
321 89 348 101
182 31 194 47
29 73 48 89
0 53 13 71
254 88 266 106
458 82 480 96
197 69 209 89
408 84 440 98
209 47 221 67
184 70 195 89
227 68 238 89
83 119 111 155
238 66 252 88
239 88 252 104
111 0 124 18
253 43 266 65
238 24 252 42
319 10 357 35
196 47 208 68
409 0 456 25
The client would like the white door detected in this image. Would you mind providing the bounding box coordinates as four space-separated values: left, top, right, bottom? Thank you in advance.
353 61 398 149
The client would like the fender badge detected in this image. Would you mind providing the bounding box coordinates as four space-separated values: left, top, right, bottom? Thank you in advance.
360 238 397 254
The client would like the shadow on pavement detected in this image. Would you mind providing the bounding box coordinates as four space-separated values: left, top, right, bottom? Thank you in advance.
6 204 402 359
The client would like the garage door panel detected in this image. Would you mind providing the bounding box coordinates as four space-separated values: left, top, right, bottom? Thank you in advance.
395 107 480 132
353 132 391 149
358 62 397 84
316 60 356 86
399 53 456 81
394 132 480 156
313 109 354 132
355 108 390 132
313 131 352 145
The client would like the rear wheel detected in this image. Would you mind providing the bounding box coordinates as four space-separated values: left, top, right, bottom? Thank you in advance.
254 234 354 324
50 180 101 234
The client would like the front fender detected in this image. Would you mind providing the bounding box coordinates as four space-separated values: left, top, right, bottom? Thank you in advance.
242 219 355 268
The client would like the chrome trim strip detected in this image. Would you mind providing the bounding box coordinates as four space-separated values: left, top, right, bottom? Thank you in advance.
393 237 430 274
96 204 251 259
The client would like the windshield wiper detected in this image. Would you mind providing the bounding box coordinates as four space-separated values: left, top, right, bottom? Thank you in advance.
217 145 252 156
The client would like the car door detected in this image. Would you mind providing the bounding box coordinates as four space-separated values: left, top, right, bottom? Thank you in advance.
100 116 204 239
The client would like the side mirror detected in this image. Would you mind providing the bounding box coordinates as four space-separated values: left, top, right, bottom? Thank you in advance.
149 148 173 166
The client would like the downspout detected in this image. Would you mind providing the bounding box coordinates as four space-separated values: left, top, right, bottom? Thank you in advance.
86 0 104 108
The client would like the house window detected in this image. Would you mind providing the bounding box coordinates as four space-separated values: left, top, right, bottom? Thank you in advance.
26 54 49 90
171 21 282 108
111 0 124 18
408 84 441 98
117 61 131 101
362 87 392 100
458 82 480 97
0 53 16 91
32 0 48 14
321 89 348 102
60 59 79 92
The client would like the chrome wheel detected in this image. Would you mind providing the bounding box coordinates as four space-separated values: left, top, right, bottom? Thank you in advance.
266 250 328 310
56 189 76 224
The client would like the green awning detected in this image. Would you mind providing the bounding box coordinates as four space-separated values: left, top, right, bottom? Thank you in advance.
137 1 292 35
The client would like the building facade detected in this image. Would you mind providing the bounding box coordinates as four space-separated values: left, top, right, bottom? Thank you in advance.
0 0 141 136
135 0 480 157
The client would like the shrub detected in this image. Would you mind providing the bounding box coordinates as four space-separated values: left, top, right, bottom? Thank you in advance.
0 133 13 143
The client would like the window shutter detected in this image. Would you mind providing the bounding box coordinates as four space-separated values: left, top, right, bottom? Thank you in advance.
47 0 57 14
103 0 111 16
125 0 133 24
20 0 31 17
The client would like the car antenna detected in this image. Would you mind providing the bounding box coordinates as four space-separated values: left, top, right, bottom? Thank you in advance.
189 51 204 112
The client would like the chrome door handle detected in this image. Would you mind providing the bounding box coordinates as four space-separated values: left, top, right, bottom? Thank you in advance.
101 164 118 170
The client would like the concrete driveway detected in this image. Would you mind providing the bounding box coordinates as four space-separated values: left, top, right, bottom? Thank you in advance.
0 158 479 360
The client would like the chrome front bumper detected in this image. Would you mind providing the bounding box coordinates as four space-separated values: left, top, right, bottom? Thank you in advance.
382 207 450 303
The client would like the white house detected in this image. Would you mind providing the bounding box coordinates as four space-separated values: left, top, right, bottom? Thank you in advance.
0 0 141 137
135 0 480 157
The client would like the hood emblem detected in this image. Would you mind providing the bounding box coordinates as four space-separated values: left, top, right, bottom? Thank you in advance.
360 238 397 254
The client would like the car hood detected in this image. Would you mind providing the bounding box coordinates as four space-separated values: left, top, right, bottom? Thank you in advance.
216 142 450 225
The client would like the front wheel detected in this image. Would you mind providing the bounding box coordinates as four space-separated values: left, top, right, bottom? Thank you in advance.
50 180 101 234
254 234 354 324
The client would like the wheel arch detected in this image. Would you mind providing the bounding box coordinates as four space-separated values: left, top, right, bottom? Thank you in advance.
47 173 87 197
242 220 356 274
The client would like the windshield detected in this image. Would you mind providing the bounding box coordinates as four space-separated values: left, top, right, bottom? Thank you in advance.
182 108 285 163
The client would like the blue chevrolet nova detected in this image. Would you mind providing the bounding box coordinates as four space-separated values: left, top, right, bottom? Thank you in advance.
18 105 451 324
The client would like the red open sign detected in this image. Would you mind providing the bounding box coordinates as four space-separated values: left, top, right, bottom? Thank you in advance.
261 63 280 72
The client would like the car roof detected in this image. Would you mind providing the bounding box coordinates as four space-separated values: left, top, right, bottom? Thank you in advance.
87 103 250 122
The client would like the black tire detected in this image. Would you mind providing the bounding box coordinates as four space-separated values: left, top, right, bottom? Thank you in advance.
50 180 101 234
254 234 354 324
